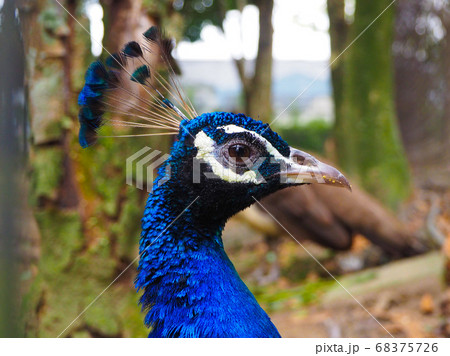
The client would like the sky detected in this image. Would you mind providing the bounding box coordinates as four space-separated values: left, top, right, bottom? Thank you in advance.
176 0 331 61
86 0 333 61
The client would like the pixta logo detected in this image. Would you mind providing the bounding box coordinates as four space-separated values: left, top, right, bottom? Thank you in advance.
126 147 170 192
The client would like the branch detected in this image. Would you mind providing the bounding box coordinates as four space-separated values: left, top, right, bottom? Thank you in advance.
234 57 250 94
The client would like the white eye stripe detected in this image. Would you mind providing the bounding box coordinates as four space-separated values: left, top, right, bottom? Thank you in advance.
192 125 292 184
194 131 259 184
217 125 291 165
218 125 249 134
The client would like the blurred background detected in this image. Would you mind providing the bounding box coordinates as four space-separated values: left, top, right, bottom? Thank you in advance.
1 0 450 337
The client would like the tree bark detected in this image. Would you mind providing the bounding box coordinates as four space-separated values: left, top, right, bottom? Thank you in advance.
327 0 348 133
0 0 28 337
335 0 411 208
439 4 450 182
246 0 274 122
101 0 145 52
394 0 450 189
231 0 273 122
22 0 150 337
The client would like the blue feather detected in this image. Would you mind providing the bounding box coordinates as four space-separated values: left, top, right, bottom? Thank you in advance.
131 65 151 84
143 26 159 42
105 53 127 69
77 62 111 148
135 112 287 337
122 41 143 58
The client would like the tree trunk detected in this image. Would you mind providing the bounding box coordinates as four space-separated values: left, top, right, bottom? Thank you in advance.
247 0 273 121
335 0 411 208
233 0 274 122
101 0 146 52
22 0 149 337
327 0 348 133
394 0 450 189
439 4 450 183
0 0 28 337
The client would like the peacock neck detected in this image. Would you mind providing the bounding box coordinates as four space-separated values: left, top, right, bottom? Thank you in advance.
135 180 281 338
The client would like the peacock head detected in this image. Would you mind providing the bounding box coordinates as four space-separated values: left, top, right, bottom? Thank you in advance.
157 111 350 222
77 26 350 222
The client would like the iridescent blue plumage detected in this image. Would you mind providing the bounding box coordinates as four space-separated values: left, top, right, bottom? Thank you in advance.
136 112 286 337
131 65 151 84
77 61 110 148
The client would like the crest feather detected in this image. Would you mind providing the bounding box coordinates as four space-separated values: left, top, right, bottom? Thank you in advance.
77 27 197 148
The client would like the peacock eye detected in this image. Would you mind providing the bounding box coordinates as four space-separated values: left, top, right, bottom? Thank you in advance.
228 144 251 162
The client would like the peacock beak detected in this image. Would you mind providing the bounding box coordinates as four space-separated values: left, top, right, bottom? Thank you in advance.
281 147 351 191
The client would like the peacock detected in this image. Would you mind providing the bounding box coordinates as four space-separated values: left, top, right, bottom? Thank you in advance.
78 26 350 338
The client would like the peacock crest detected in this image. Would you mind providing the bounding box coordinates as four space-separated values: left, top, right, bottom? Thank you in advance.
78 26 196 148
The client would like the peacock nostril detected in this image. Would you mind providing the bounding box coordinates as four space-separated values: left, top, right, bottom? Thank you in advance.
289 148 316 166
294 156 306 165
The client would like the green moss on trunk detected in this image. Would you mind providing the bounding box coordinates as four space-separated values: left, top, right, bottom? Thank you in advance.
335 0 410 208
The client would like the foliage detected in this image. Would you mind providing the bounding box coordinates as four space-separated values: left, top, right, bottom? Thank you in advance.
274 119 332 155
172 0 240 41
253 279 334 313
